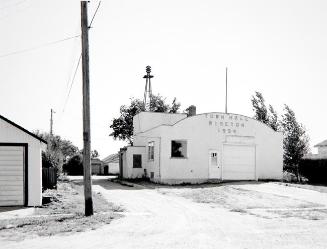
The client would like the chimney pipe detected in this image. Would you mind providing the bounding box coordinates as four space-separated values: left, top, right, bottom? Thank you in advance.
187 105 196 117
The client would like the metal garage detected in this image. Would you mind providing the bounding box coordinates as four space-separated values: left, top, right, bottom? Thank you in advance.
222 144 256 180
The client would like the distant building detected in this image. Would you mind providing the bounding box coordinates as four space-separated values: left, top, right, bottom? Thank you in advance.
102 153 119 175
91 158 104 175
119 107 283 184
304 140 327 159
315 140 327 156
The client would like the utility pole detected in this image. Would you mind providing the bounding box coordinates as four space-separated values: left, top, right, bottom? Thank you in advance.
50 108 55 137
225 67 228 114
81 1 93 216
48 108 55 151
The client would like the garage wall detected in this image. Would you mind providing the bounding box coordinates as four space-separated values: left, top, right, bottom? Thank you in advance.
0 119 44 206
254 123 283 180
108 162 119 174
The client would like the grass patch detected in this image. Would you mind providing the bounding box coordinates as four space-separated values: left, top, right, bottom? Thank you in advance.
0 181 123 241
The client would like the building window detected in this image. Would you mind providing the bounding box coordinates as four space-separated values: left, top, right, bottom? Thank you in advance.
211 152 218 166
148 141 154 160
171 140 187 158
133 154 142 168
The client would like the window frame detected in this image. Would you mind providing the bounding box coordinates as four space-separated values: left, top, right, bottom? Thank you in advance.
133 154 142 168
148 141 155 161
170 140 188 159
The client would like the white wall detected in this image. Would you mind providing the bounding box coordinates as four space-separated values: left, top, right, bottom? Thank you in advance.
133 112 186 134
108 162 119 174
318 147 327 155
0 118 44 206
133 112 283 184
122 146 146 179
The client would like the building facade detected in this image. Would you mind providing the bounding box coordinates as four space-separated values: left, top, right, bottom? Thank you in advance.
120 109 283 184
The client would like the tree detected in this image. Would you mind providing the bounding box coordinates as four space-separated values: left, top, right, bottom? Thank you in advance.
79 149 100 159
91 150 99 159
268 105 279 131
63 154 83 175
251 91 269 125
251 91 279 131
34 131 79 172
110 94 181 144
280 105 309 181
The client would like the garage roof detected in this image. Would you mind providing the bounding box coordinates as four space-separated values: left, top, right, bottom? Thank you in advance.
0 115 47 144
314 140 327 147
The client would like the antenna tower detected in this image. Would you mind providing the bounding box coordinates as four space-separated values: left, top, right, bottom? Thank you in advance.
143 66 153 111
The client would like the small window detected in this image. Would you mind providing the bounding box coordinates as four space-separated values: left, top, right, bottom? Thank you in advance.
148 141 154 160
171 140 187 158
211 152 218 166
150 172 154 179
133 154 142 168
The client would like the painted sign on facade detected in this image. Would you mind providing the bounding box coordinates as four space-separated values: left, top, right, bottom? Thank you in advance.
206 113 249 134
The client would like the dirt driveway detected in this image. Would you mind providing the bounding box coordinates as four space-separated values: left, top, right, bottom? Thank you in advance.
2 179 327 249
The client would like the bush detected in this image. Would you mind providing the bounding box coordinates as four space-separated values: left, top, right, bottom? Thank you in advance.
299 159 327 184
63 154 83 175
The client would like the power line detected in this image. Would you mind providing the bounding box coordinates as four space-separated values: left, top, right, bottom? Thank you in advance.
0 34 80 59
0 0 28 10
89 1 101 28
62 53 82 113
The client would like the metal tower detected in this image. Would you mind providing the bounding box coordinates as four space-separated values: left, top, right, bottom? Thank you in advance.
143 65 153 111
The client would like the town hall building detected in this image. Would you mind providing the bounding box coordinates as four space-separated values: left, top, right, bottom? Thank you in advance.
119 66 283 184
119 107 283 184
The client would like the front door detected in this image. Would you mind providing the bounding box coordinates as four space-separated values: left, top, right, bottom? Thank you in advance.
208 150 221 179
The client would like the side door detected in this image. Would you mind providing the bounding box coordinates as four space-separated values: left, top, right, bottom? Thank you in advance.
208 150 221 179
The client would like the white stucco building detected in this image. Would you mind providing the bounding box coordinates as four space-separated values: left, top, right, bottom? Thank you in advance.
120 107 283 184
0 115 46 206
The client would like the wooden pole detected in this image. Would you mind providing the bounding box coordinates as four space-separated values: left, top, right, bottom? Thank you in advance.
50 109 54 137
225 67 228 114
81 1 93 216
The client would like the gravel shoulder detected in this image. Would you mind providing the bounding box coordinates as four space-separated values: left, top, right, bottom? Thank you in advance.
0 179 122 241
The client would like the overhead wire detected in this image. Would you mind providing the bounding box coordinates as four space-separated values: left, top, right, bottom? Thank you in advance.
89 1 101 28
0 34 80 59
62 53 82 113
0 0 28 10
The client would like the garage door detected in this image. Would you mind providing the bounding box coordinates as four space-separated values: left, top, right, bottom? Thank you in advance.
222 145 255 180
0 146 24 206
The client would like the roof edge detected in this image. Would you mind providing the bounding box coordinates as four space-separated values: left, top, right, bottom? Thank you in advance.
0 115 47 144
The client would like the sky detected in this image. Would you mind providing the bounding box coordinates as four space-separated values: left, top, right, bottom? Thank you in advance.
0 0 326 158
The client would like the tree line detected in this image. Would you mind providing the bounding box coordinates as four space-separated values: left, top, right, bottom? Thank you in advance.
251 92 309 181
35 131 100 175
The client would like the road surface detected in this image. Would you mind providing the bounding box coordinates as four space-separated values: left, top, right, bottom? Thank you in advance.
2 179 327 249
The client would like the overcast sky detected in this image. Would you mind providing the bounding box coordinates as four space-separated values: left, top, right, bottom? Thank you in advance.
1 0 326 157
